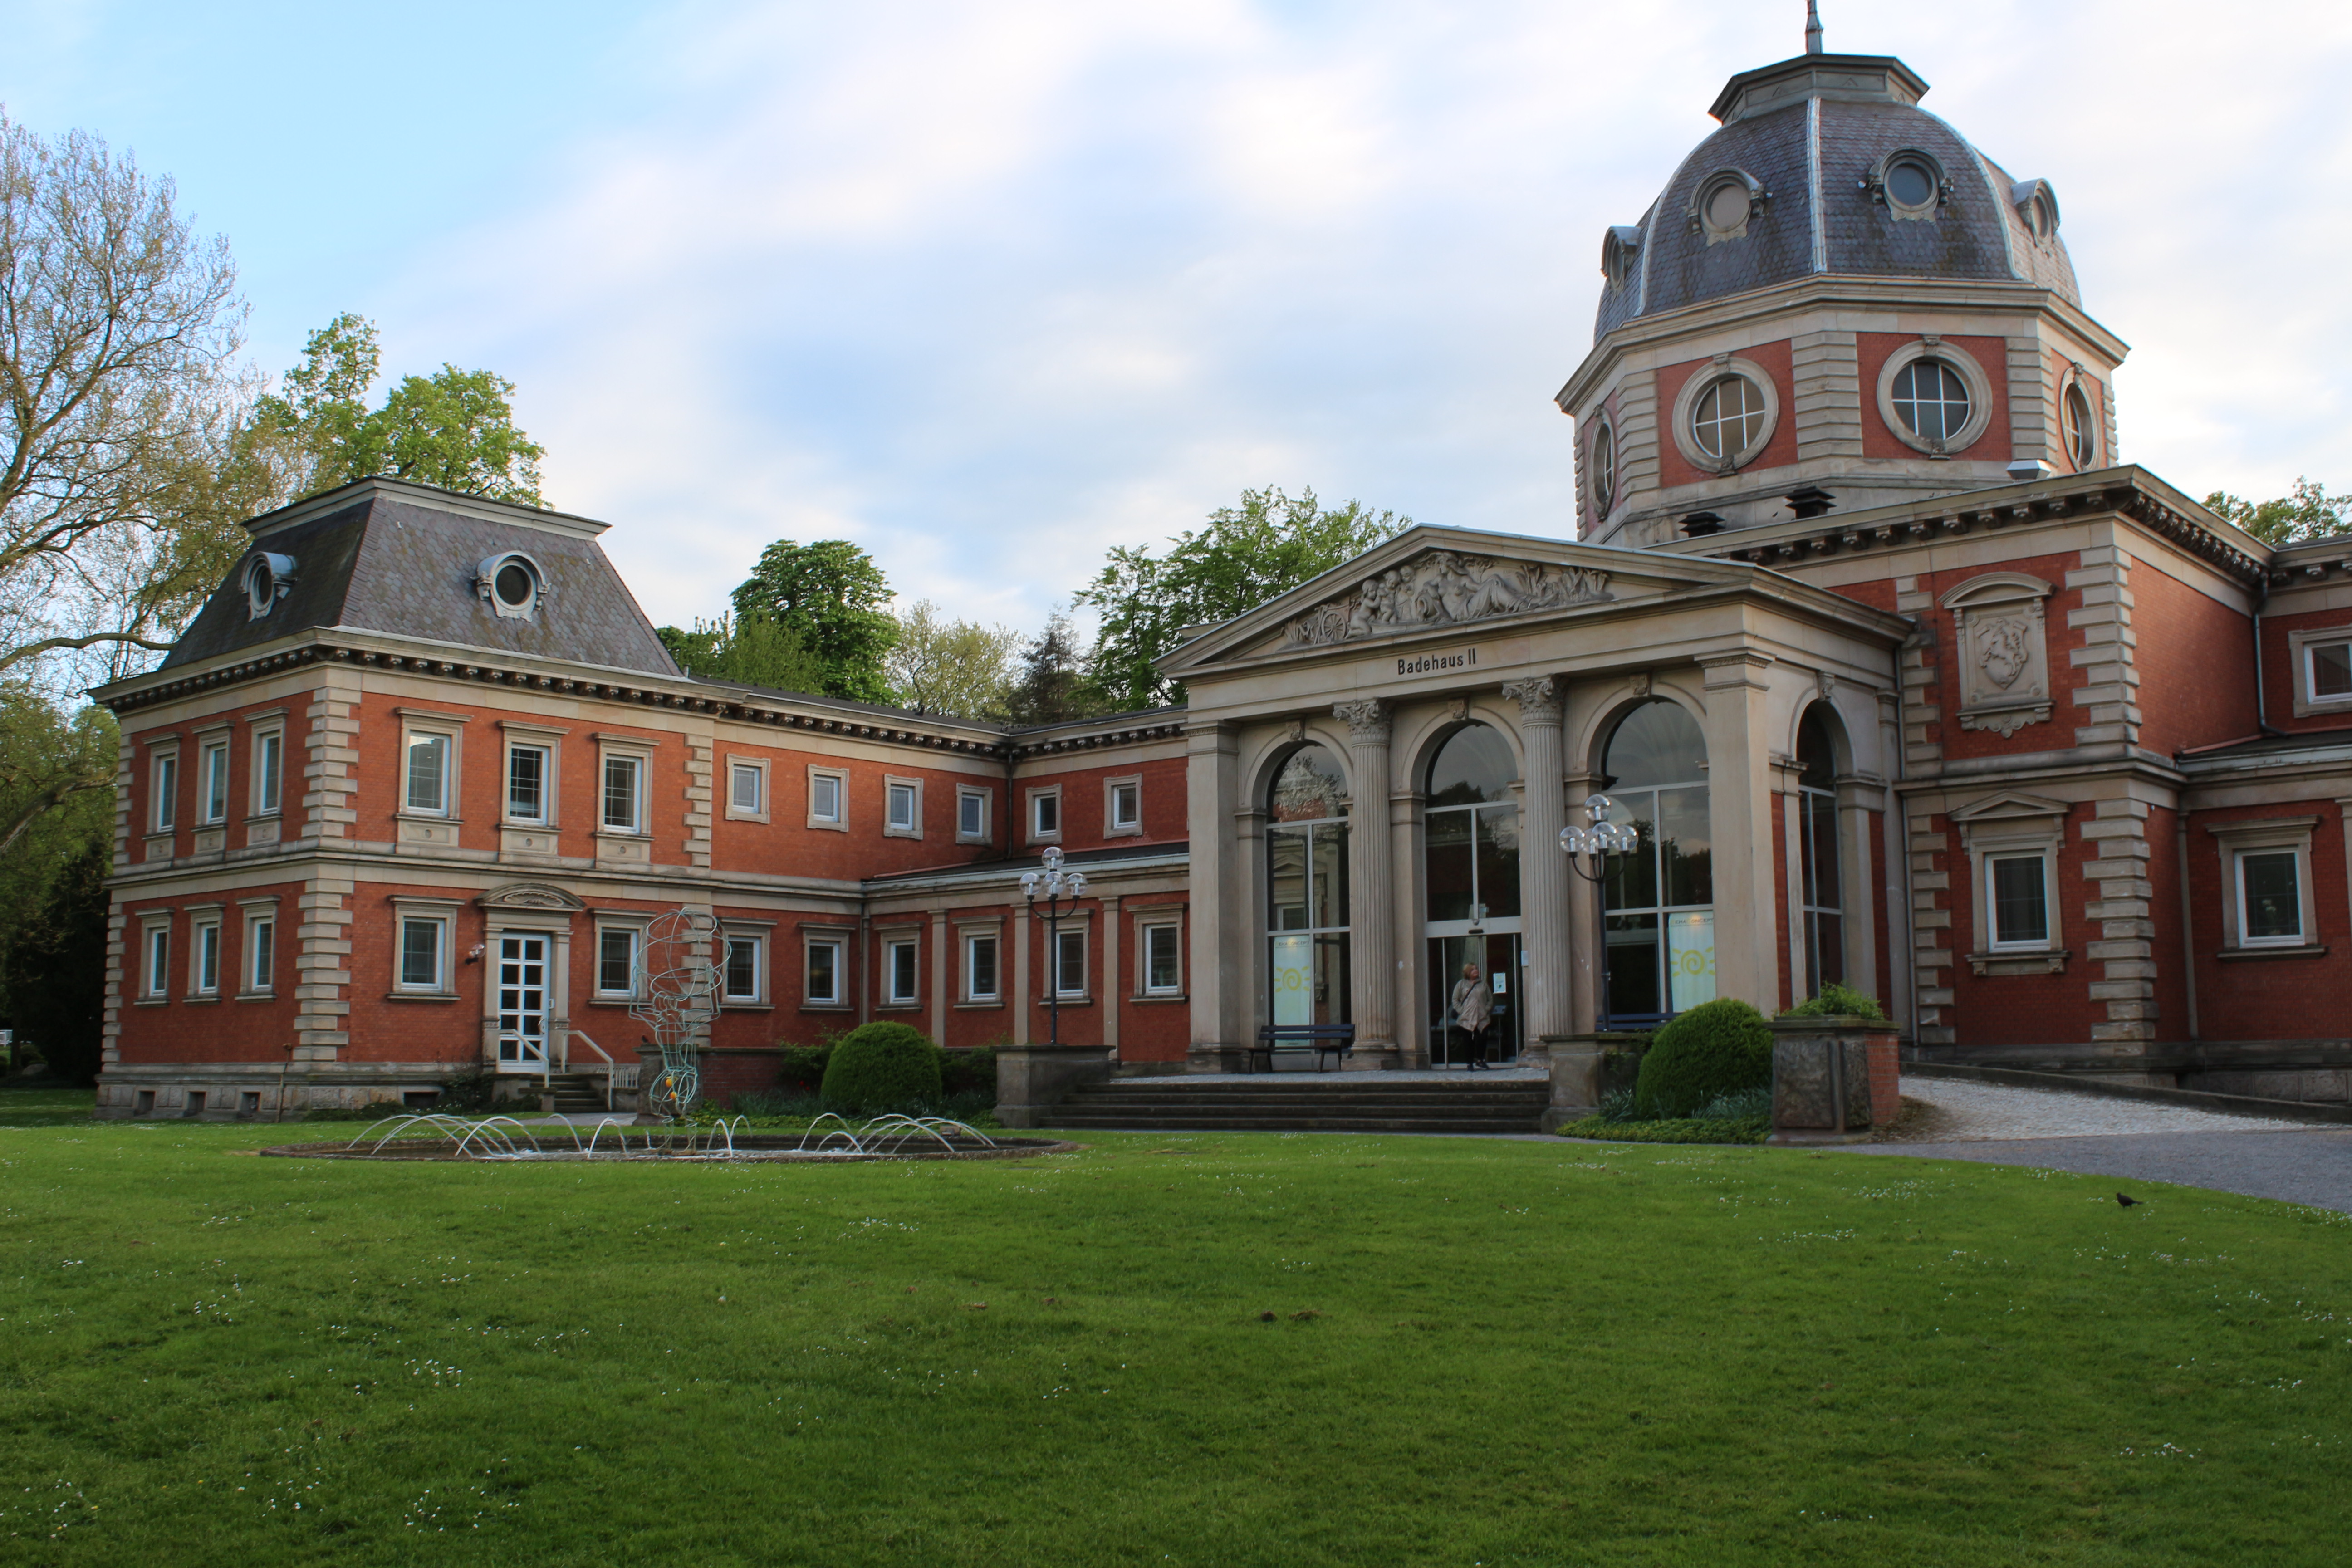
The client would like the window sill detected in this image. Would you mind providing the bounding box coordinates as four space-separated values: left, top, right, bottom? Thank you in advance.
1104 825 1143 839
955 834 990 847
134 996 169 1007
807 819 848 833
877 1002 922 1012
1131 992 1188 1004
385 991 461 1003
2216 943 2329 961
183 995 220 1005
723 813 771 825
1964 948 2070 977
1039 995 1094 1007
584 996 643 1007
800 1002 853 1013
235 990 277 1003
883 828 924 841
956 1000 1006 1010
719 1000 774 1011
395 811 464 823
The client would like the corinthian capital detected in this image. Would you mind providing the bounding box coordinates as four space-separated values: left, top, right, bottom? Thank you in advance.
1332 699 1391 742
1499 676 1562 725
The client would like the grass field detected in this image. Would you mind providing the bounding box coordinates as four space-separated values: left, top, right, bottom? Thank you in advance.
2 1096 2349 1565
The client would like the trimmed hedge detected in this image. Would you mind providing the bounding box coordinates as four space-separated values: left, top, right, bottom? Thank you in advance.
818 1023 944 1114
1778 982 1889 1022
1555 1112 1768 1145
1632 997 1771 1119
780 1042 994 1102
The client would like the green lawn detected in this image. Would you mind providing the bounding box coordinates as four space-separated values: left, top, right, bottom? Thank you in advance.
2 1112 2347 1565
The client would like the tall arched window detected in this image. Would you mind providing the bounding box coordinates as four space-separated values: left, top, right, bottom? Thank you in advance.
1600 701 1712 1022
1267 745 1349 1028
1796 705 1844 998
1424 724 1524 1063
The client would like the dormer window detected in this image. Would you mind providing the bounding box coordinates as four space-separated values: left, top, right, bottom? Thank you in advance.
1693 170 1764 243
1601 225 1642 290
476 552 546 621
2010 179 2061 241
242 552 296 621
1864 151 1948 219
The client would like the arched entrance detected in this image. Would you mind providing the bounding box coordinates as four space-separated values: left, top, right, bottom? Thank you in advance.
1422 723 1521 1064
1266 744 1350 1031
1598 699 1713 1025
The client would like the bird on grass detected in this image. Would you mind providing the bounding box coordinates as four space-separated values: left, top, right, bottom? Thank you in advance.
2116 1192 2141 1208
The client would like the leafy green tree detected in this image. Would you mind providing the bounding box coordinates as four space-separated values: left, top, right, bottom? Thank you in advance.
886 600 1021 718
1076 485 1410 709
1005 609 1113 726
0 837 110 1084
0 685 116 867
656 613 830 694
728 540 898 704
2203 478 2352 545
248 314 546 508
0 687 115 1078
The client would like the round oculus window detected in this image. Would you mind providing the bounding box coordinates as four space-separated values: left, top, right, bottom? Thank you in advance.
494 560 535 608
245 559 275 617
1692 374 1764 462
2063 382 2097 468
1885 158 1936 210
1891 358 1971 446
1704 181 1750 232
1591 422 1617 514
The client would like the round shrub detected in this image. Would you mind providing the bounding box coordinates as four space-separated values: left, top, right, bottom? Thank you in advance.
819 1022 944 1114
1632 997 1772 1119
1778 981 1888 1022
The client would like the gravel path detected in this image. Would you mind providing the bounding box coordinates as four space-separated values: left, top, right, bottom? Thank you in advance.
1861 1074 2352 1212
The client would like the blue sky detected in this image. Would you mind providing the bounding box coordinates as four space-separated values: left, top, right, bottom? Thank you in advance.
6 0 2349 637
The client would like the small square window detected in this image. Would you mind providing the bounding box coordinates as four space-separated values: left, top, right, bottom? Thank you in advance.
806 938 844 1004
253 731 283 816
1987 854 2048 949
1109 780 1141 833
810 771 844 826
724 936 764 1000
2312 640 2352 701
597 927 642 995
1142 923 1181 995
731 764 763 815
200 741 230 824
508 745 549 822
1054 928 1087 997
398 917 446 990
965 933 999 1000
887 781 918 833
1032 789 1061 840
405 733 450 814
2239 850 2304 944
957 788 989 842
886 938 919 1004
602 755 645 832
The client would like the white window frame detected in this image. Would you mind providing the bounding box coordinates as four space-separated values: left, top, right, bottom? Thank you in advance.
2208 816 2322 955
240 899 279 996
725 757 769 823
1052 925 1088 1000
1983 852 2053 951
140 916 172 1000
399 715 465 819
391 903 458 995
962 928 1001 1003
593 921 647 999
882 932 921 1006
803 931 851 1007
1139 918 1183 997
249 723 284 818
1105 775 1142 838
956 786 990 844
197 736 231 825
186 906 223 998
598 746 650 835
884 776 923 839
2289 627 2352 718
1028 785 1063 844
807 766 848 832
150 746 180 833
720 925 771 1005
1952 792 2070 975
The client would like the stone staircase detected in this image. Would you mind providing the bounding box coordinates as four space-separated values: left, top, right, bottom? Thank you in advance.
1039 1075 1549 1135
535 1072 614 1114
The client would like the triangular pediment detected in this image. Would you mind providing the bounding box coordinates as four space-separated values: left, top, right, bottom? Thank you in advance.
1161 526 1748 674
1948 790 2072 826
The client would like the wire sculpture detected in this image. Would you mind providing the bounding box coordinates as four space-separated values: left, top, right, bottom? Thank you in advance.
629 908 722 1119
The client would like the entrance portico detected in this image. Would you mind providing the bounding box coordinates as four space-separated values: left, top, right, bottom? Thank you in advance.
1165 528 1910 1071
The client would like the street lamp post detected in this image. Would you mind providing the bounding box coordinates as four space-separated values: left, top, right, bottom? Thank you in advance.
1558 794 1636 1027
1021 846 1088 1048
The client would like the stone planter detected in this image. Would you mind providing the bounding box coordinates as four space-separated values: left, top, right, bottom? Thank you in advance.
1539 1031 1650 1133
994 1045 1115 1129
1769 1019 1899 1144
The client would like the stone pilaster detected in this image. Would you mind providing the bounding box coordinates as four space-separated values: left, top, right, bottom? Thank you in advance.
1906 807 1956 1048
2082 796 2157 1050
2066 546 2141 749
302 676 360 844
294 870 354 1059
1334 700 1396 1061
1790 330 1862 462
1184 721 1247 1069
1698 654 1780 1011
683 734 715 869
1502 676 1572 1047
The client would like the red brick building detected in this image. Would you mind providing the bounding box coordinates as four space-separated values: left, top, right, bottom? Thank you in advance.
91 39 2352 1116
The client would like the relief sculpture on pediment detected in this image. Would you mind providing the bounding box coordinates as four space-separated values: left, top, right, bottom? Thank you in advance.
1280 551 1614 648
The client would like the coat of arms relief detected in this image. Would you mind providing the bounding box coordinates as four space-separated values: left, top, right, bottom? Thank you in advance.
1941 574 2054 737
1279 550 1615 649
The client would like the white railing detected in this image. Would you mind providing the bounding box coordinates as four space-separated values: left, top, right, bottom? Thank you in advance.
565 1031 636 1111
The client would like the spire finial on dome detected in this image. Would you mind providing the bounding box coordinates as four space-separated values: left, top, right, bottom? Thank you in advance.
1805 0 1824 55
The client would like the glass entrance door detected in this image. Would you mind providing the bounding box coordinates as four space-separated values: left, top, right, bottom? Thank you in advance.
495 935 549 1073
1426 932 1522 1065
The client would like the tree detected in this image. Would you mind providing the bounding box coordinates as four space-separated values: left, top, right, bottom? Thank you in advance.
0 113 250 681
0 837 110 1084
1006 609 1113 726
728 540 898 704
0 683 116 865
1075 485 1410 709
656 612 830 694
248 314 546 508
2204 478 2352 546
886 600 1021 718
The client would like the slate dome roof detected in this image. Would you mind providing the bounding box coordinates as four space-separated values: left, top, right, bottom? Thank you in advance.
1594 53 2078 344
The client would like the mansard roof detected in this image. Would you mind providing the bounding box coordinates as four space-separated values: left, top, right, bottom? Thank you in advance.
160 477 681 677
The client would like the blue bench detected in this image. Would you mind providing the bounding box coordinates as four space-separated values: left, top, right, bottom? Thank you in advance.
1251 1023 1357 1073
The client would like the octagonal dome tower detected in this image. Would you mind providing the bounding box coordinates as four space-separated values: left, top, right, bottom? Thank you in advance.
1558 32 2126 547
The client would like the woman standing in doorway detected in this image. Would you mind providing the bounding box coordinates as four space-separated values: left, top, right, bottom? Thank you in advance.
1451 961 1492 1070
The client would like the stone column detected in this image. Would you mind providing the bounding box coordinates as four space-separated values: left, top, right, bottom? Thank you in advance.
1334 700 1396 1063
1700 652 1782 1013
1503 677 1571 1056
1185 721 1247 1071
